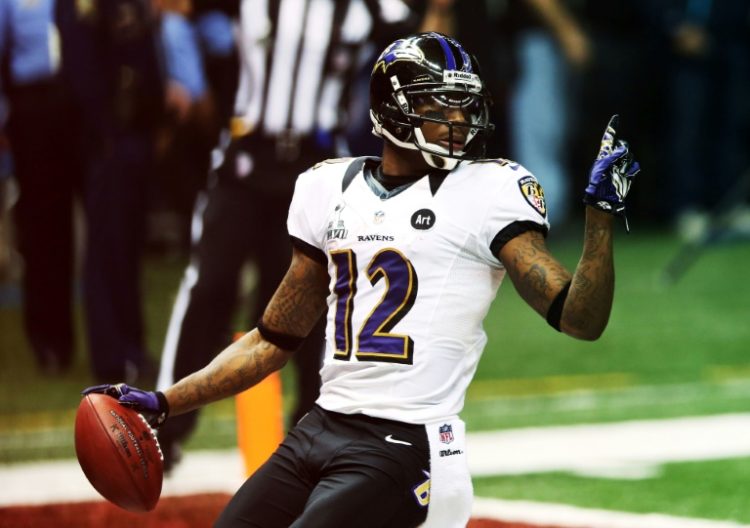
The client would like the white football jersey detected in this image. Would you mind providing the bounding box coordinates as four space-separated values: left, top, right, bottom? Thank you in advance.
287 157 549 423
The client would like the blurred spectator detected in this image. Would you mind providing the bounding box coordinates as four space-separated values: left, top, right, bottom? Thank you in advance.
506 0 591 229
0 97 15 282
347 0 455 156
152 2 238 255
155 0 432 471
658 0 750 239
420 0 455 34
0 0 84 373
452 2 513 160
561 1 657 224
55 0 165 383
454 1 589 229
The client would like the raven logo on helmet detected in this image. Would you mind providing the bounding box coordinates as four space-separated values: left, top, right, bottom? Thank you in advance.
373 39 425 73
370 32 495 171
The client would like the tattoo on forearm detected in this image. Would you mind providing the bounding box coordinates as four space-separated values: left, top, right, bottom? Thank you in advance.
564 218 614 335
170 332 291 415
505 233 572 315
166 251 329 416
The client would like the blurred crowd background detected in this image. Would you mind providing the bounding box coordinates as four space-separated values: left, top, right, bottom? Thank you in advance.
0 0 749 388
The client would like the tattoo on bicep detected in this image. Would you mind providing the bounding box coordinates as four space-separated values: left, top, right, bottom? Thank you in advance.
263 254 329 336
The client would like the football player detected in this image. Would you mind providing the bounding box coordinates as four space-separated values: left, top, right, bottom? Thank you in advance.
84 32 640 527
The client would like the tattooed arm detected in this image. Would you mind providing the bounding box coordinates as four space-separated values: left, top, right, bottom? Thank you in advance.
164 247 330 416
498 207 615 340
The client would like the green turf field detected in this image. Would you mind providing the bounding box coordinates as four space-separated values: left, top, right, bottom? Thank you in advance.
1 227 749 521
473 457 750 523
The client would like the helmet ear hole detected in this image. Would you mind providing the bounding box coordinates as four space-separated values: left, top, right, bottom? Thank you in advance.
380 101 402 122
378 101 413 143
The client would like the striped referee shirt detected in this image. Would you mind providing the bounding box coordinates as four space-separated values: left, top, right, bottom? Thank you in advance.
232 0 419 139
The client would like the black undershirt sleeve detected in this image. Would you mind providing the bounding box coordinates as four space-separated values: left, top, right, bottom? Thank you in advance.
256 319 305 350
290 235 327 265
489 220 548 258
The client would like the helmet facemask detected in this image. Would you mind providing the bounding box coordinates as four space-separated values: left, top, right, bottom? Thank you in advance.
372 80 494 171
369 33 496 170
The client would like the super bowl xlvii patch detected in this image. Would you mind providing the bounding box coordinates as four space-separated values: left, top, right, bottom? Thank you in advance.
518 176 547 218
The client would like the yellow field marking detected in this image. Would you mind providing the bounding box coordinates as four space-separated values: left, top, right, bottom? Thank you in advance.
705 365 750 383
0 398 239 432
0 409 77 430
2 367 748 431
467 373 636 400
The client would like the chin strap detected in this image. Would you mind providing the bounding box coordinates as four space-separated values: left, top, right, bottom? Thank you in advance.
422 151 458 170
375 118 462 171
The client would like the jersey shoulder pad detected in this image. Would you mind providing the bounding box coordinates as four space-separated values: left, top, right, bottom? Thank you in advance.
297 157 354 198
467 157 523 172
459 157 532 184
311 157 355 172
458 158 546 216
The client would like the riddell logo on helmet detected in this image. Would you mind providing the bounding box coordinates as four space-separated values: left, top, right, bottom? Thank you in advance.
443 70 481 89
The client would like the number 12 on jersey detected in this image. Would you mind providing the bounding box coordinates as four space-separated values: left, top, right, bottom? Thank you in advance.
330 248 418 364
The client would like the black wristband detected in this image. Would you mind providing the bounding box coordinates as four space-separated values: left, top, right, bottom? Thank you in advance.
256 319 306 351
546 281 571 332
154 391 169 427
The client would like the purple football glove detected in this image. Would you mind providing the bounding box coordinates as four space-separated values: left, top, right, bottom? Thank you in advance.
584 115 641 230
82 383 169 427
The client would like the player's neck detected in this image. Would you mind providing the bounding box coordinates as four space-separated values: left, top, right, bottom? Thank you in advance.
380 141 432 179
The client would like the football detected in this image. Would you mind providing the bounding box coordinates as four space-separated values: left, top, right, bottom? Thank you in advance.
74 392 163 512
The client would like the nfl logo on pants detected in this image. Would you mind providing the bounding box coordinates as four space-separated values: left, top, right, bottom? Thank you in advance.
439 424 454 444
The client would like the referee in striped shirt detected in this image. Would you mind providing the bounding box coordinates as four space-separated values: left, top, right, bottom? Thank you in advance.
155 0 447 471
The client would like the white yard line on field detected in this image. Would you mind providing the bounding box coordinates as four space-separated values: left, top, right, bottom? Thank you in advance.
0 449 246 507
472 498 750 528
467 412 750 479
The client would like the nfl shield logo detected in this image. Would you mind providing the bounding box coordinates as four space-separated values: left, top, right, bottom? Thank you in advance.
439 424 454 444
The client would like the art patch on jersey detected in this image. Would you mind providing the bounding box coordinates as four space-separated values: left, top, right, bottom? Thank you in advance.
411 209 436 230
326 204 348 241
438 423 454 444
518 176 547 218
